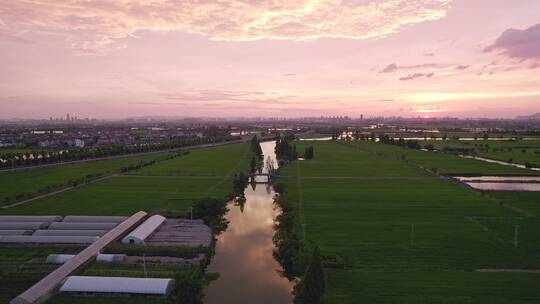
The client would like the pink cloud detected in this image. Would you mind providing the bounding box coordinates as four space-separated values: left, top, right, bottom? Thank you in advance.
0 0 452 54
399 72 434 81
485 23 540 61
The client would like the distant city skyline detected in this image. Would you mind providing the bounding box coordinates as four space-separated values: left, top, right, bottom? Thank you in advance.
1 0 539 119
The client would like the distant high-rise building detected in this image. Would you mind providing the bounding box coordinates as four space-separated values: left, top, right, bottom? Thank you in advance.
66 113 70 121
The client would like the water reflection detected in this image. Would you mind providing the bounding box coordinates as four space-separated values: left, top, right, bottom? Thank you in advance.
455 176 540 182
466 182 540 191
460 155 540 171
204 141 293 304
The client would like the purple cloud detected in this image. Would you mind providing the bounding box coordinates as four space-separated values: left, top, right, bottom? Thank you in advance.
381 63 398 73
455 64 469 70
399 72 434 81
485 23 540 60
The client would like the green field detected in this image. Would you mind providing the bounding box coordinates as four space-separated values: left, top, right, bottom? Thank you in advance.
0 153 174 203
427 139 540 167
0 176 233 216
135 143 252 176
278 140 540 303
488 191 540 217
1 143 252 216
347 141 534 175
0 148 36 154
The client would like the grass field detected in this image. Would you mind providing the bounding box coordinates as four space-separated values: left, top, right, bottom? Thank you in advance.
427 139 540 166
135 143 252 176
488 191 540 217
0 153 174 202
278 140 540 303
0 176 233 216
1 143 252 216
346 141 534 175
0 148 37 154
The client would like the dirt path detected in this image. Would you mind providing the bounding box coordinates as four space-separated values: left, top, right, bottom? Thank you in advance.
1 174 117 209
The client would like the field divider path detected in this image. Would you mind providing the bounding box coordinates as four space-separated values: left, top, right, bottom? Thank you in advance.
120 174 239 179
203 143 253 197
276 175 434 180
1 174 118 209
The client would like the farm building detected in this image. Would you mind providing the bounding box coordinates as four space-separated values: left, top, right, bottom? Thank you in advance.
33 229 107 237
63 216 128 223
0 216 62 222
122 215 166 244
59 276 174 296
48 222 117 230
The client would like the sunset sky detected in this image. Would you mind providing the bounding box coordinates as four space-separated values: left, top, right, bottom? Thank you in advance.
1 0 539 119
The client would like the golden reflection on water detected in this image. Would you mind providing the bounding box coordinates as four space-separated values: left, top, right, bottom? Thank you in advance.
204 141 293 303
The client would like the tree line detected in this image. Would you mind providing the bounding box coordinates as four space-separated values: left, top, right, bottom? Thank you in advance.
272 183 326 304
0 136 234 170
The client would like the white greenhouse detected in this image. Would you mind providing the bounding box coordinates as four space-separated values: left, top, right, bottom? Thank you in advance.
0 222 49 230
96 254 126 262
33 229 107 237
0 235 99 244
0 216 62 222
63 216 128 223
0 230 28 236
122 215 166 244
48 222 117 230
46 254 76 264
59 276 175 296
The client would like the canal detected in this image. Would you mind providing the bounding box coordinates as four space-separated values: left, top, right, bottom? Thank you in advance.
204 140 293 303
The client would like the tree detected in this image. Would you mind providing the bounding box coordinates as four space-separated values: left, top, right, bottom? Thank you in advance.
172 268 204 304
483 132 489 140
293 246 326 304
250 156 257 173
265 156 275 174
304 146 314 159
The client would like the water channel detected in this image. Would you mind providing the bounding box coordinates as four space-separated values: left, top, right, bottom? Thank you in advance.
204 140 293 303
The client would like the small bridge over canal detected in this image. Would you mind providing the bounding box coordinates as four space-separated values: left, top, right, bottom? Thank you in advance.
249 173 273 184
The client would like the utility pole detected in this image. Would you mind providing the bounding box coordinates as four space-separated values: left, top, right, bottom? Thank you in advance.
514 224 519 248
142 253 148 278
190 207 193 220
302 223 306 241
410 224 415 247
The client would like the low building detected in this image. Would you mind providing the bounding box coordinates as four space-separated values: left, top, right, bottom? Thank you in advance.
59 276 174 297
122 215 166 244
